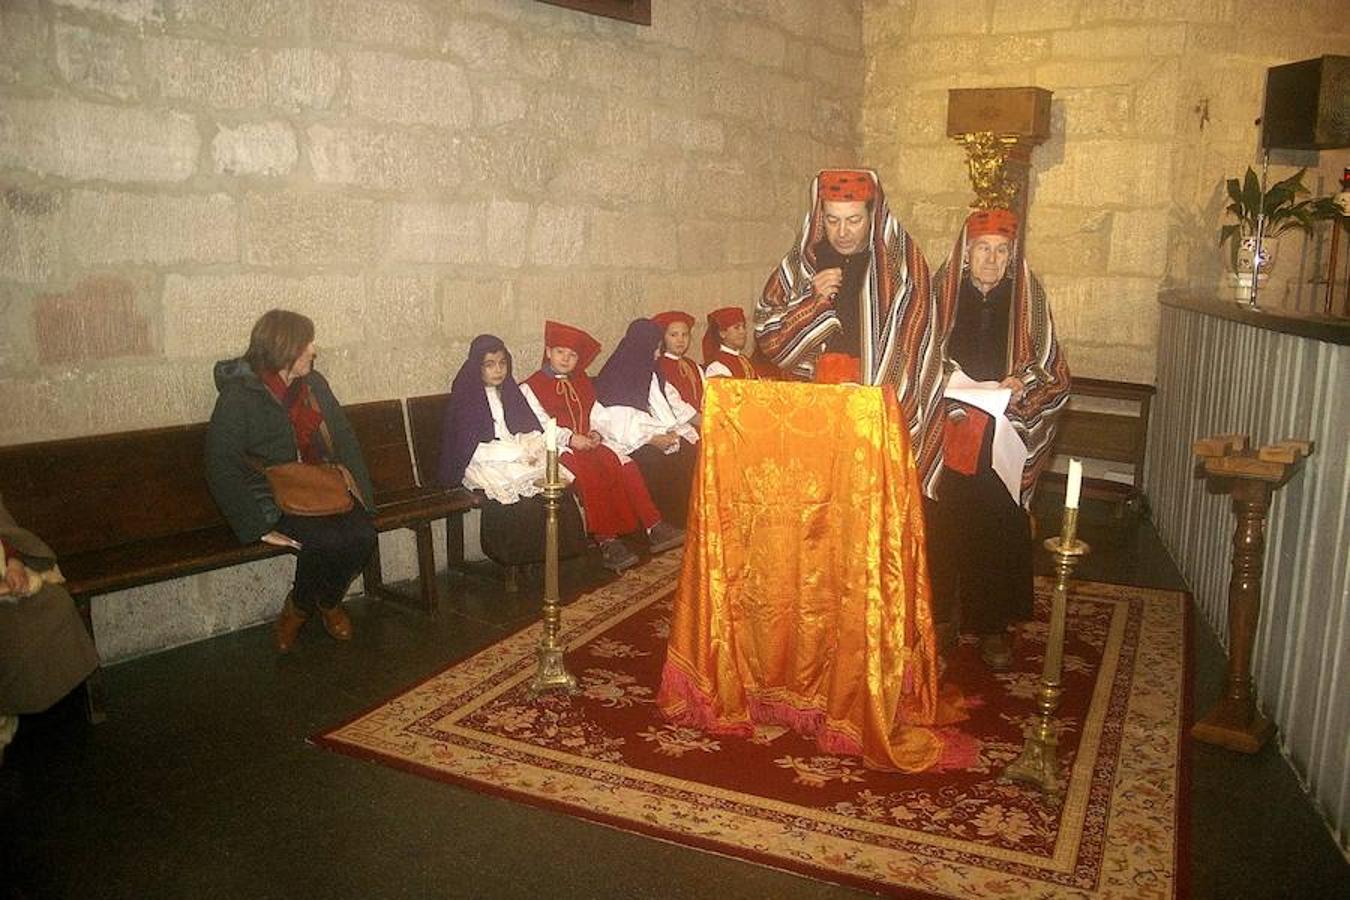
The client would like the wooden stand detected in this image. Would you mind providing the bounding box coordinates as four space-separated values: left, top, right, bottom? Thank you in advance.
1191 434 1313 753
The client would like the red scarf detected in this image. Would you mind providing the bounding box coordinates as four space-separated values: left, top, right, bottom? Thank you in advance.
524 370 596 434
261 370 326 463
657 354 704 407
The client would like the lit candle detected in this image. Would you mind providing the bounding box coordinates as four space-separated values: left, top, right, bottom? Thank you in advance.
544 417 558 452
1065 458 1083 510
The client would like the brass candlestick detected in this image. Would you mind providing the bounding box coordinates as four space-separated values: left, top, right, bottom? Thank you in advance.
529 447 578 697
1004 506 1090 798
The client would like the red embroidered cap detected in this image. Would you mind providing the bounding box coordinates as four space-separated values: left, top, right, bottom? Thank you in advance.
965 208 1019 241
818 169 876 203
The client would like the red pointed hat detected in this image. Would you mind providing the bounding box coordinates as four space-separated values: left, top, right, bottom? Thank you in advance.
543 320 602 371
818 169 876 203
965 208 1019 241
703 307 746 364
652 310 696 330
706 307 746 330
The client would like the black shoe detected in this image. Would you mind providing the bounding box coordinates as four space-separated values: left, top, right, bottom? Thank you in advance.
646 521 685 554
599 539 639 573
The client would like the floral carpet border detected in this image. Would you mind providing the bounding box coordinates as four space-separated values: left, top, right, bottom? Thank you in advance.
315 554 1189 899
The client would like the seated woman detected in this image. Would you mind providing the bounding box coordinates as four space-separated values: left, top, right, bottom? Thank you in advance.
438 334 587 570
1 493 100 762
593 319 700 528
205 309 377 653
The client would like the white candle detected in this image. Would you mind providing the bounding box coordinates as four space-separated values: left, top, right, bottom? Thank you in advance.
1065 458 1083 510
545 417 558 452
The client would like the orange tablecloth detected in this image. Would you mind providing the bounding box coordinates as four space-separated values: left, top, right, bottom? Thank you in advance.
657 380 962 772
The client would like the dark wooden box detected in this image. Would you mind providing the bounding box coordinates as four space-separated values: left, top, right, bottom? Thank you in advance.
946 87 1053 140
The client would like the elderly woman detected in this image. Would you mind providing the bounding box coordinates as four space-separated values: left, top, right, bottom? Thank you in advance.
205 309 376 653
1 493 101 762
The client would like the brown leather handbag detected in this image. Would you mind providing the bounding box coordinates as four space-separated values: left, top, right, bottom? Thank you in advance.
263 461 355 516
259 390 364 517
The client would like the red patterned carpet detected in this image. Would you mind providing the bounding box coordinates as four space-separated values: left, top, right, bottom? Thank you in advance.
316 554 1189 898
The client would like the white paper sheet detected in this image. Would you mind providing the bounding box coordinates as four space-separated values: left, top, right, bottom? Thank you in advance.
943 370 1028 503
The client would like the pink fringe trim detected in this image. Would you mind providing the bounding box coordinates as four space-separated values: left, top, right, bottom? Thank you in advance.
657 661 754 739
931 727 983 771
658 661 983 771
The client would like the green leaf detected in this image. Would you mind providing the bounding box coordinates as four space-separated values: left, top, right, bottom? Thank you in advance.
1242 168 1262 214
1218 223 1241 246
1268 168 1309 198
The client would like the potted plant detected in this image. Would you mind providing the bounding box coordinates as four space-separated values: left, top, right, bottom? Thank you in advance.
1219 167 1339 299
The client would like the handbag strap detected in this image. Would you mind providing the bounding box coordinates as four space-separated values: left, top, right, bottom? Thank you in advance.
301 386 368 508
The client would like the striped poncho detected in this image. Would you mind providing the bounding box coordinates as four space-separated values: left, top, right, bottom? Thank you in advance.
753 169 940 487
929 225 1071 507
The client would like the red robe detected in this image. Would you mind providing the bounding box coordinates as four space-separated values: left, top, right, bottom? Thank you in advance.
522 370 658 537
657 354 704 408
708 350 758 380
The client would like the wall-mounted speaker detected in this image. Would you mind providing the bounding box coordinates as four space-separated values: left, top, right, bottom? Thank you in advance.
1261 55 1349 150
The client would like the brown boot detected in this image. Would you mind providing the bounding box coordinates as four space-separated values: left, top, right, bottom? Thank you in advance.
318 603 353 641
274 592 306 653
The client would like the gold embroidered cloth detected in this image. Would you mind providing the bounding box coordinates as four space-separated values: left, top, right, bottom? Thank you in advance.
658 379 956 771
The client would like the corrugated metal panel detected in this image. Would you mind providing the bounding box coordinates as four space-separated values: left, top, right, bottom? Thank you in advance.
1146 304 1349 855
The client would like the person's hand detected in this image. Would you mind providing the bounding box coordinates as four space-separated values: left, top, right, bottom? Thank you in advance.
261 531 302 550
999 376 1027 402
648 433 679 451
811 267 844 302
569 432 598 451
4 557 28 595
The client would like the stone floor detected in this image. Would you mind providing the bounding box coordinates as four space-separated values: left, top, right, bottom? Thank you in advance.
2 499 1347 899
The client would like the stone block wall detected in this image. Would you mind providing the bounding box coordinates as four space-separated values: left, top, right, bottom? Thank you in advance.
0 0 864 660
863 0 1349 383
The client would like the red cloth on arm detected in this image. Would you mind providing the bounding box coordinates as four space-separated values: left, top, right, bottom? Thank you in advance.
941 402 991 476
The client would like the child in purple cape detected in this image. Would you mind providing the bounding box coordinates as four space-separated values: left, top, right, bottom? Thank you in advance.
592 319 700 528
439 334 587 569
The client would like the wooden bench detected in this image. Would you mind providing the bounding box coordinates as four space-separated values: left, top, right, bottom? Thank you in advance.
0 400 476 721
406 393 469 575
342 399 478 612
1042 376 1156 515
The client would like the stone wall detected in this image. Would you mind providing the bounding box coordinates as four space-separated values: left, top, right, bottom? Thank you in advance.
0 0 864 660
863 0 1349 383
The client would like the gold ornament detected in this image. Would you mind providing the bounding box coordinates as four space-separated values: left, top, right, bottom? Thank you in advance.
955 131 1024 211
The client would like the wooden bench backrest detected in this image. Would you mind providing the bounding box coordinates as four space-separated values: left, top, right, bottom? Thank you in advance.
405 393 450 488
0 423 224 557
342 400 417 496
1054 377 1156 468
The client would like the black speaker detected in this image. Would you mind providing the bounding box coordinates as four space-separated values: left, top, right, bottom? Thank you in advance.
1261 55 1349 150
